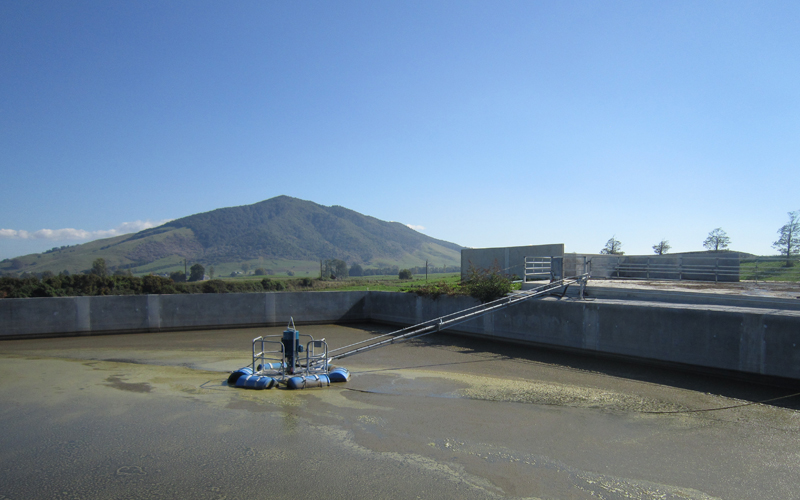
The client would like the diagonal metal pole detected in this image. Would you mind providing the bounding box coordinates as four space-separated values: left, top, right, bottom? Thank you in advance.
327 274 589 362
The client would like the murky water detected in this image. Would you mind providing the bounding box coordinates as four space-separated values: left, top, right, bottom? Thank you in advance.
1 325 799 499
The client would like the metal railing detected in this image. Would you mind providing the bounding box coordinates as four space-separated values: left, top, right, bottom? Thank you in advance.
524 256 551 282
327 274 590 362
612 257 740 282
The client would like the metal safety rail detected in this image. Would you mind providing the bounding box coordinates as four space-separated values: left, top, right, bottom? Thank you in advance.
303 339 329 375
524 256 552 282
252 336 285 374
325 274 590 363
251 332 314 375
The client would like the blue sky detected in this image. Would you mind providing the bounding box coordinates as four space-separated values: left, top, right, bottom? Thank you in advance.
1 1 798 261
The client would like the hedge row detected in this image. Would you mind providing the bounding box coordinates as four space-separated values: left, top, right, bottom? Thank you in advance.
0 275 315 299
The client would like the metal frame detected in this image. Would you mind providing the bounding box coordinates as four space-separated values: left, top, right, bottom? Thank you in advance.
303 339 329 375
524 256 552 282
612 257 739 282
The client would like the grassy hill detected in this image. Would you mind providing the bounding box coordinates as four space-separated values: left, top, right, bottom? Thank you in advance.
0 196 463 277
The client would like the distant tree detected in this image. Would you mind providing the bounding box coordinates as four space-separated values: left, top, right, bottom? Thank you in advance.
652 240 671 255
208 265 215 279
91 258 108 277
113 269 130 277
321 259 348 279
600 236 624 255
398 269 413 280
286 270 295 276
189 263 205 282
254 268 267 276
170 271 187 282
41 270 54 279
241 263 250 273
773 210 800 267
349 263 363 277
703 228 730 251
60 269 70 276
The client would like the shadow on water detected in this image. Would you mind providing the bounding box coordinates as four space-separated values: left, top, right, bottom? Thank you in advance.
344 323 800 411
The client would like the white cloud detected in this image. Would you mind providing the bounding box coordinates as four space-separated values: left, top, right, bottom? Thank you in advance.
0 219 173 241
406 224 426 231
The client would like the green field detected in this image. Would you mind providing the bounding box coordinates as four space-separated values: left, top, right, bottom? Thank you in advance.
218 272 465 293
740 258 800 282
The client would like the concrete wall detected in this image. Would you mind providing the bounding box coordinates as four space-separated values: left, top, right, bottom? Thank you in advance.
0 291 368 338
3 290 799 381
461 244 564 280
368 292 800 381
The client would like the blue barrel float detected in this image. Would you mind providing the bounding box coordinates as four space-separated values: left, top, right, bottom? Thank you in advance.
328 367 351 383
236 374 277 390
286 368 351 390
286 374 331 390
227 367 253 385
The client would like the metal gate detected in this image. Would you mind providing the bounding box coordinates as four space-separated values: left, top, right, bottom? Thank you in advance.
524 256 551 282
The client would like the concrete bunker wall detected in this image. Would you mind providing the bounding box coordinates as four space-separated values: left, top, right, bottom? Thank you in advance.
0 291 369 338
461 244 564 280
367 292 800 381
2 290 799 381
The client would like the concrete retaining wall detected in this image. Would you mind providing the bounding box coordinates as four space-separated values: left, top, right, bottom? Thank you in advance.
367 292 800 381
0 291 368 338
2 290 799 381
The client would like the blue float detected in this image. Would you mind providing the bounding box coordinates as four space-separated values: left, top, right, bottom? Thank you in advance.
328 367 351 383
227 367 253 385
235 374 276 390
286 374 331 390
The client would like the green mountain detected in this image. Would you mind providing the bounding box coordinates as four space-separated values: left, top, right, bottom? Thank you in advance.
1 196 463 277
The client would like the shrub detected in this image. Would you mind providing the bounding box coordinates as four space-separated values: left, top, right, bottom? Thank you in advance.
413 281 461 299
170 271 186 283
142 275 174 295
202 280 228 293
398 269 413 280
261 278 285 291
464 266 512 303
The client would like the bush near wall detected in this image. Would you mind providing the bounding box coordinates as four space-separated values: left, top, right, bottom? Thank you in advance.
412 266 512 303
0 275 318 298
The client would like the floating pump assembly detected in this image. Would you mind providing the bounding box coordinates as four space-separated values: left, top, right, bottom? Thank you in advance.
228 274 589 391
227 317 352 391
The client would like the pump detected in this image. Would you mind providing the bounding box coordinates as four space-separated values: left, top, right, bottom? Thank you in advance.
281 325 303 374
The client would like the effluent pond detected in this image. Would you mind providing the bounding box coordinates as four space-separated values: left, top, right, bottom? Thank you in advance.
1 324 799 499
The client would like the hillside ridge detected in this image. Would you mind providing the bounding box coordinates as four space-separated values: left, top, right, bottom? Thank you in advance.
1 196 463 276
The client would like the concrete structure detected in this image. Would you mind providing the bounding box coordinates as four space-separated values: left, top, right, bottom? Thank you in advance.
461 243 564 280
462 245 739 283
0 291 368 338
2 289 799 383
